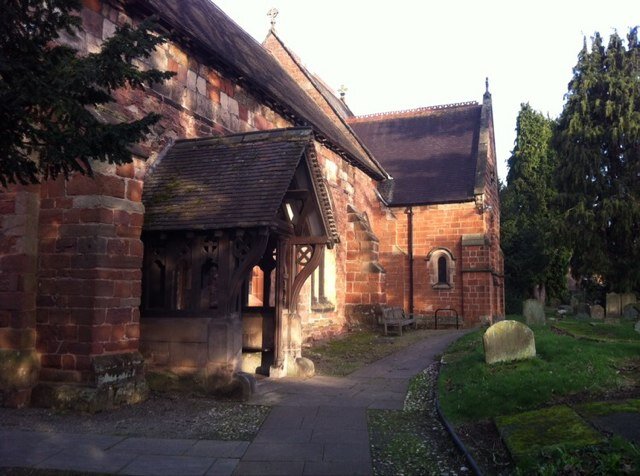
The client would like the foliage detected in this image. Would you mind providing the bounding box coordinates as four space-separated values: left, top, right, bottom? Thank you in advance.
554 28 640 292
0 0 174 186
438 319 640 423
524 438 640 476
501 104 570 306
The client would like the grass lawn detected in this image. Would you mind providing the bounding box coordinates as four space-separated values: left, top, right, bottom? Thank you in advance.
438 316 640 474
304 328 447 376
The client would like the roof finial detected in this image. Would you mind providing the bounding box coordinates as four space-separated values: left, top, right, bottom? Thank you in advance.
484 76 491 99
267 8 279 31
338 84 348 102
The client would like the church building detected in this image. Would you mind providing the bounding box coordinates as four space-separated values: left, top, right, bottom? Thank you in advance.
0 0 503 409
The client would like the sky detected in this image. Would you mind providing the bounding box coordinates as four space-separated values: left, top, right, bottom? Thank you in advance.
213 0 638 181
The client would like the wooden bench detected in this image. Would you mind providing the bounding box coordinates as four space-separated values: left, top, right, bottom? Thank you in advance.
381 307 417 336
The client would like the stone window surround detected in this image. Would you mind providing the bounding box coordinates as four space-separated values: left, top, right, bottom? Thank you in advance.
426 247 456 290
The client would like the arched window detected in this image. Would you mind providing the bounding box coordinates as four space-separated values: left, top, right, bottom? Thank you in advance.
437 256 447 284
426 248 455 289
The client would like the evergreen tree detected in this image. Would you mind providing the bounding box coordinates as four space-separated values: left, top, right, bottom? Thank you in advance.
554 28 640 292
0 0 174 186
501 104 569 307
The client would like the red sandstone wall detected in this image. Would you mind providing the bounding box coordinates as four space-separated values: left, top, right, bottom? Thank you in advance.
0 0 391 383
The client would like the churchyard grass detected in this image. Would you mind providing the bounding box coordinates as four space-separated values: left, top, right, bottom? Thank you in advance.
304 328 441 376
438 318 640 423
438 316 640 474
553 318 640 342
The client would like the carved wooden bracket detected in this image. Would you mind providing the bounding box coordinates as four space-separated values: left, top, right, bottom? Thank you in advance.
289 244 324 313
227 228 269 313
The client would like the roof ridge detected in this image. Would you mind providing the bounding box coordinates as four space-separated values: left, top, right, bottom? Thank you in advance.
350 101 479 122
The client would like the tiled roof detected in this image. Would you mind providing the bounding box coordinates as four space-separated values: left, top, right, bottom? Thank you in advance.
348 103 482 205
127 0 387 180
143 128 334 234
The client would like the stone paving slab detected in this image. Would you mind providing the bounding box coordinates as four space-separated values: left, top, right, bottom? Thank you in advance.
242 442 323 462
310 428 369 444
121 454 217 476
254 427 313 443
302 460 371 475
110 436 196 455
589 412 640 443
35 448 136 474
206 458 240 476
186 440 250 458
233 461 305 475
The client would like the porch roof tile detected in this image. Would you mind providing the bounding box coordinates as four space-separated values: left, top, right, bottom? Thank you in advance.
143 128 312 231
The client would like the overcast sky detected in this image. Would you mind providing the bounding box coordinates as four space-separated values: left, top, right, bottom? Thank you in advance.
213 0 638 180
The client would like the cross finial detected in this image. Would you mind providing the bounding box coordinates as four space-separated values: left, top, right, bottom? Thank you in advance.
267 8 279 30
338 84 348 102
484 77 491 99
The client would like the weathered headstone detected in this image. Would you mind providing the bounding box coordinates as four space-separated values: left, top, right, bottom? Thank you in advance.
483 320 536 365
606 293 621 318
622 303 640 321
590 304 605 320
620 293 637 311
575 303 591 321
523 299 545 326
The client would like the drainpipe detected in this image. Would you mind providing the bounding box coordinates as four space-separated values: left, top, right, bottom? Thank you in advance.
405 207 414 316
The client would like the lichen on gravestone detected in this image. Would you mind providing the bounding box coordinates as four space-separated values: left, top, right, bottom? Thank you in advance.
483 320 536 365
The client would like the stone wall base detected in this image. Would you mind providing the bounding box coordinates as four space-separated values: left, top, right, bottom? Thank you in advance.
0 350 40 408
31 379 148 413
31 351 147 412
345 303 387 329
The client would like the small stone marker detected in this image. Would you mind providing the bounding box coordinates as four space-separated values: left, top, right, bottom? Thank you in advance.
607 293 621 318
622 304 640 321
590 304 605 320
483 320 536 365
523 299 545 326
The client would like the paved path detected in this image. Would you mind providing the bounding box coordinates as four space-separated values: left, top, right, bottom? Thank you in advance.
0 329 466 475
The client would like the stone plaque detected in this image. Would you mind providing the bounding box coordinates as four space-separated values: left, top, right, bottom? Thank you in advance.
523 299 545 326
483 320 536 365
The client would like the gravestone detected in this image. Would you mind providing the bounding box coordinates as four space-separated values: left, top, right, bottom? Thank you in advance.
622 304 640 321
620 293 637 311
523 299 545 326
635 320 640 334
606 293 621 318
483 320 536 365
590 305 605 320
575 303 591 321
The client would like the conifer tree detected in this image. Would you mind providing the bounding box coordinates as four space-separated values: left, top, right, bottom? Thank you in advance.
0 0 174 186
501 104 569 307
554 28 640 292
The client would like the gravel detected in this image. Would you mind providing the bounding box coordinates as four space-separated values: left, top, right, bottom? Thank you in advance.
369 362 471 475
0 393 270 441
